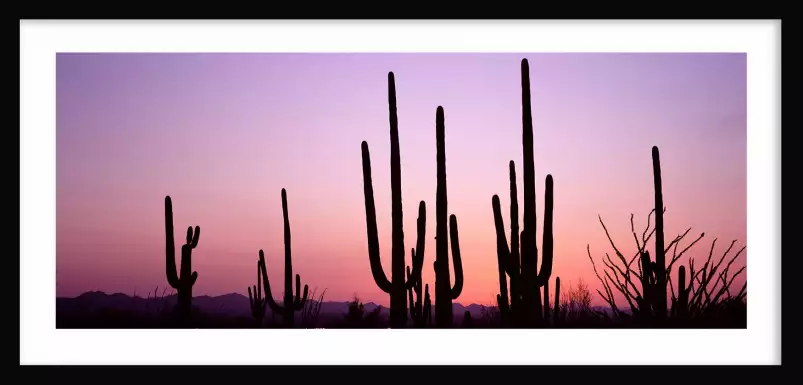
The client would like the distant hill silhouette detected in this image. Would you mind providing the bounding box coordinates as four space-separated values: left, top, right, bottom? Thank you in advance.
56 290 616 324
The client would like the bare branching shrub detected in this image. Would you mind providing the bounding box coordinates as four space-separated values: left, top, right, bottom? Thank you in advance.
587 208 746 324
558 278 595 324
300 287 327 328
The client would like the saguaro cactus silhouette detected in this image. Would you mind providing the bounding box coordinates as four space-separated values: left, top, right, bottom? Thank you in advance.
361 72 426 328
651 146 668 318
248 258 267 326
406 266 425 327
492 58 555 327
543 277 560 323
164 196 200 323
258 188 310 328
433 106 464 328
671 265 690 319
423 284 433 327
634 146 669 321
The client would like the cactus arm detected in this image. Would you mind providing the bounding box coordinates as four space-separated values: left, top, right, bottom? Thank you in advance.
257 259 262 299
407 267 417 318
361 141 393 293
492 195 511 310
259 250 285 314
491 196 512 264
448 214 464 299
190 225 200 248
191 271 198 286
508 161 520 274
405 201 427 290
507 161 520 314
248 286 254 308
534 175 554 286
294 274 309 310
165 196 180 288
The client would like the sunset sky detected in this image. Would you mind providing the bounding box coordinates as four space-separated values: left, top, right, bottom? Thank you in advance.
56 53 747 307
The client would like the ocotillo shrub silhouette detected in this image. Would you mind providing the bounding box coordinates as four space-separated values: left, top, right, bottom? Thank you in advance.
492 58 555 327
360 71 426 328
301 287 326 328
587 146 745 326
164 196 200 323
433 106 464 328
248 258 267 326
258 188 310 328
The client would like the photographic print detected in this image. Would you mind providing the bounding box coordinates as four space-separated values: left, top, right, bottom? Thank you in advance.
55 52 748 330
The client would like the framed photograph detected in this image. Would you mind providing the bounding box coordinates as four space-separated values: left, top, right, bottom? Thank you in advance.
19 19 781 365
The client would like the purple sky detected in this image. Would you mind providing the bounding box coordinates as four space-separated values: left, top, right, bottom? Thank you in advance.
56 53 746 306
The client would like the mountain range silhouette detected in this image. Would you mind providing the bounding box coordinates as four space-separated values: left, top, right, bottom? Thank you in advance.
56 290 615 323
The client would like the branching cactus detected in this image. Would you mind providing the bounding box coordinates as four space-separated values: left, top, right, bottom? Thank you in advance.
164 196 200 323
433 106 464 328
258 188 310 328
406 265 425 327
491 58 555 327
248 258 267 326
361 72 426 328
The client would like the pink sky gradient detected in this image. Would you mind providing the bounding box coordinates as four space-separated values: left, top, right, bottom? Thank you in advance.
56 53 746 307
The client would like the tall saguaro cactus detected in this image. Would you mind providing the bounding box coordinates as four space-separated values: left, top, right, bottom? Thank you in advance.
164 196 200 323
652 146 668 318
361 72 426 328
635 146 670 321
259 188 310 328
492 58 555 327
433 106 464 328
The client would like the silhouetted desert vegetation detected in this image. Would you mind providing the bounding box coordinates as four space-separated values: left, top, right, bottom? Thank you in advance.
57 58 746 329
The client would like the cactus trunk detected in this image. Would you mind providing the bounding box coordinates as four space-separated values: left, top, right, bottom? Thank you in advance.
259 189 310 328
553 277 561 324
652 146 668 319
433 106 464 328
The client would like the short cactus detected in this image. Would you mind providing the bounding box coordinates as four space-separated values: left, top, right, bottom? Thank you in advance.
248 258 267 326
164 196 200 323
